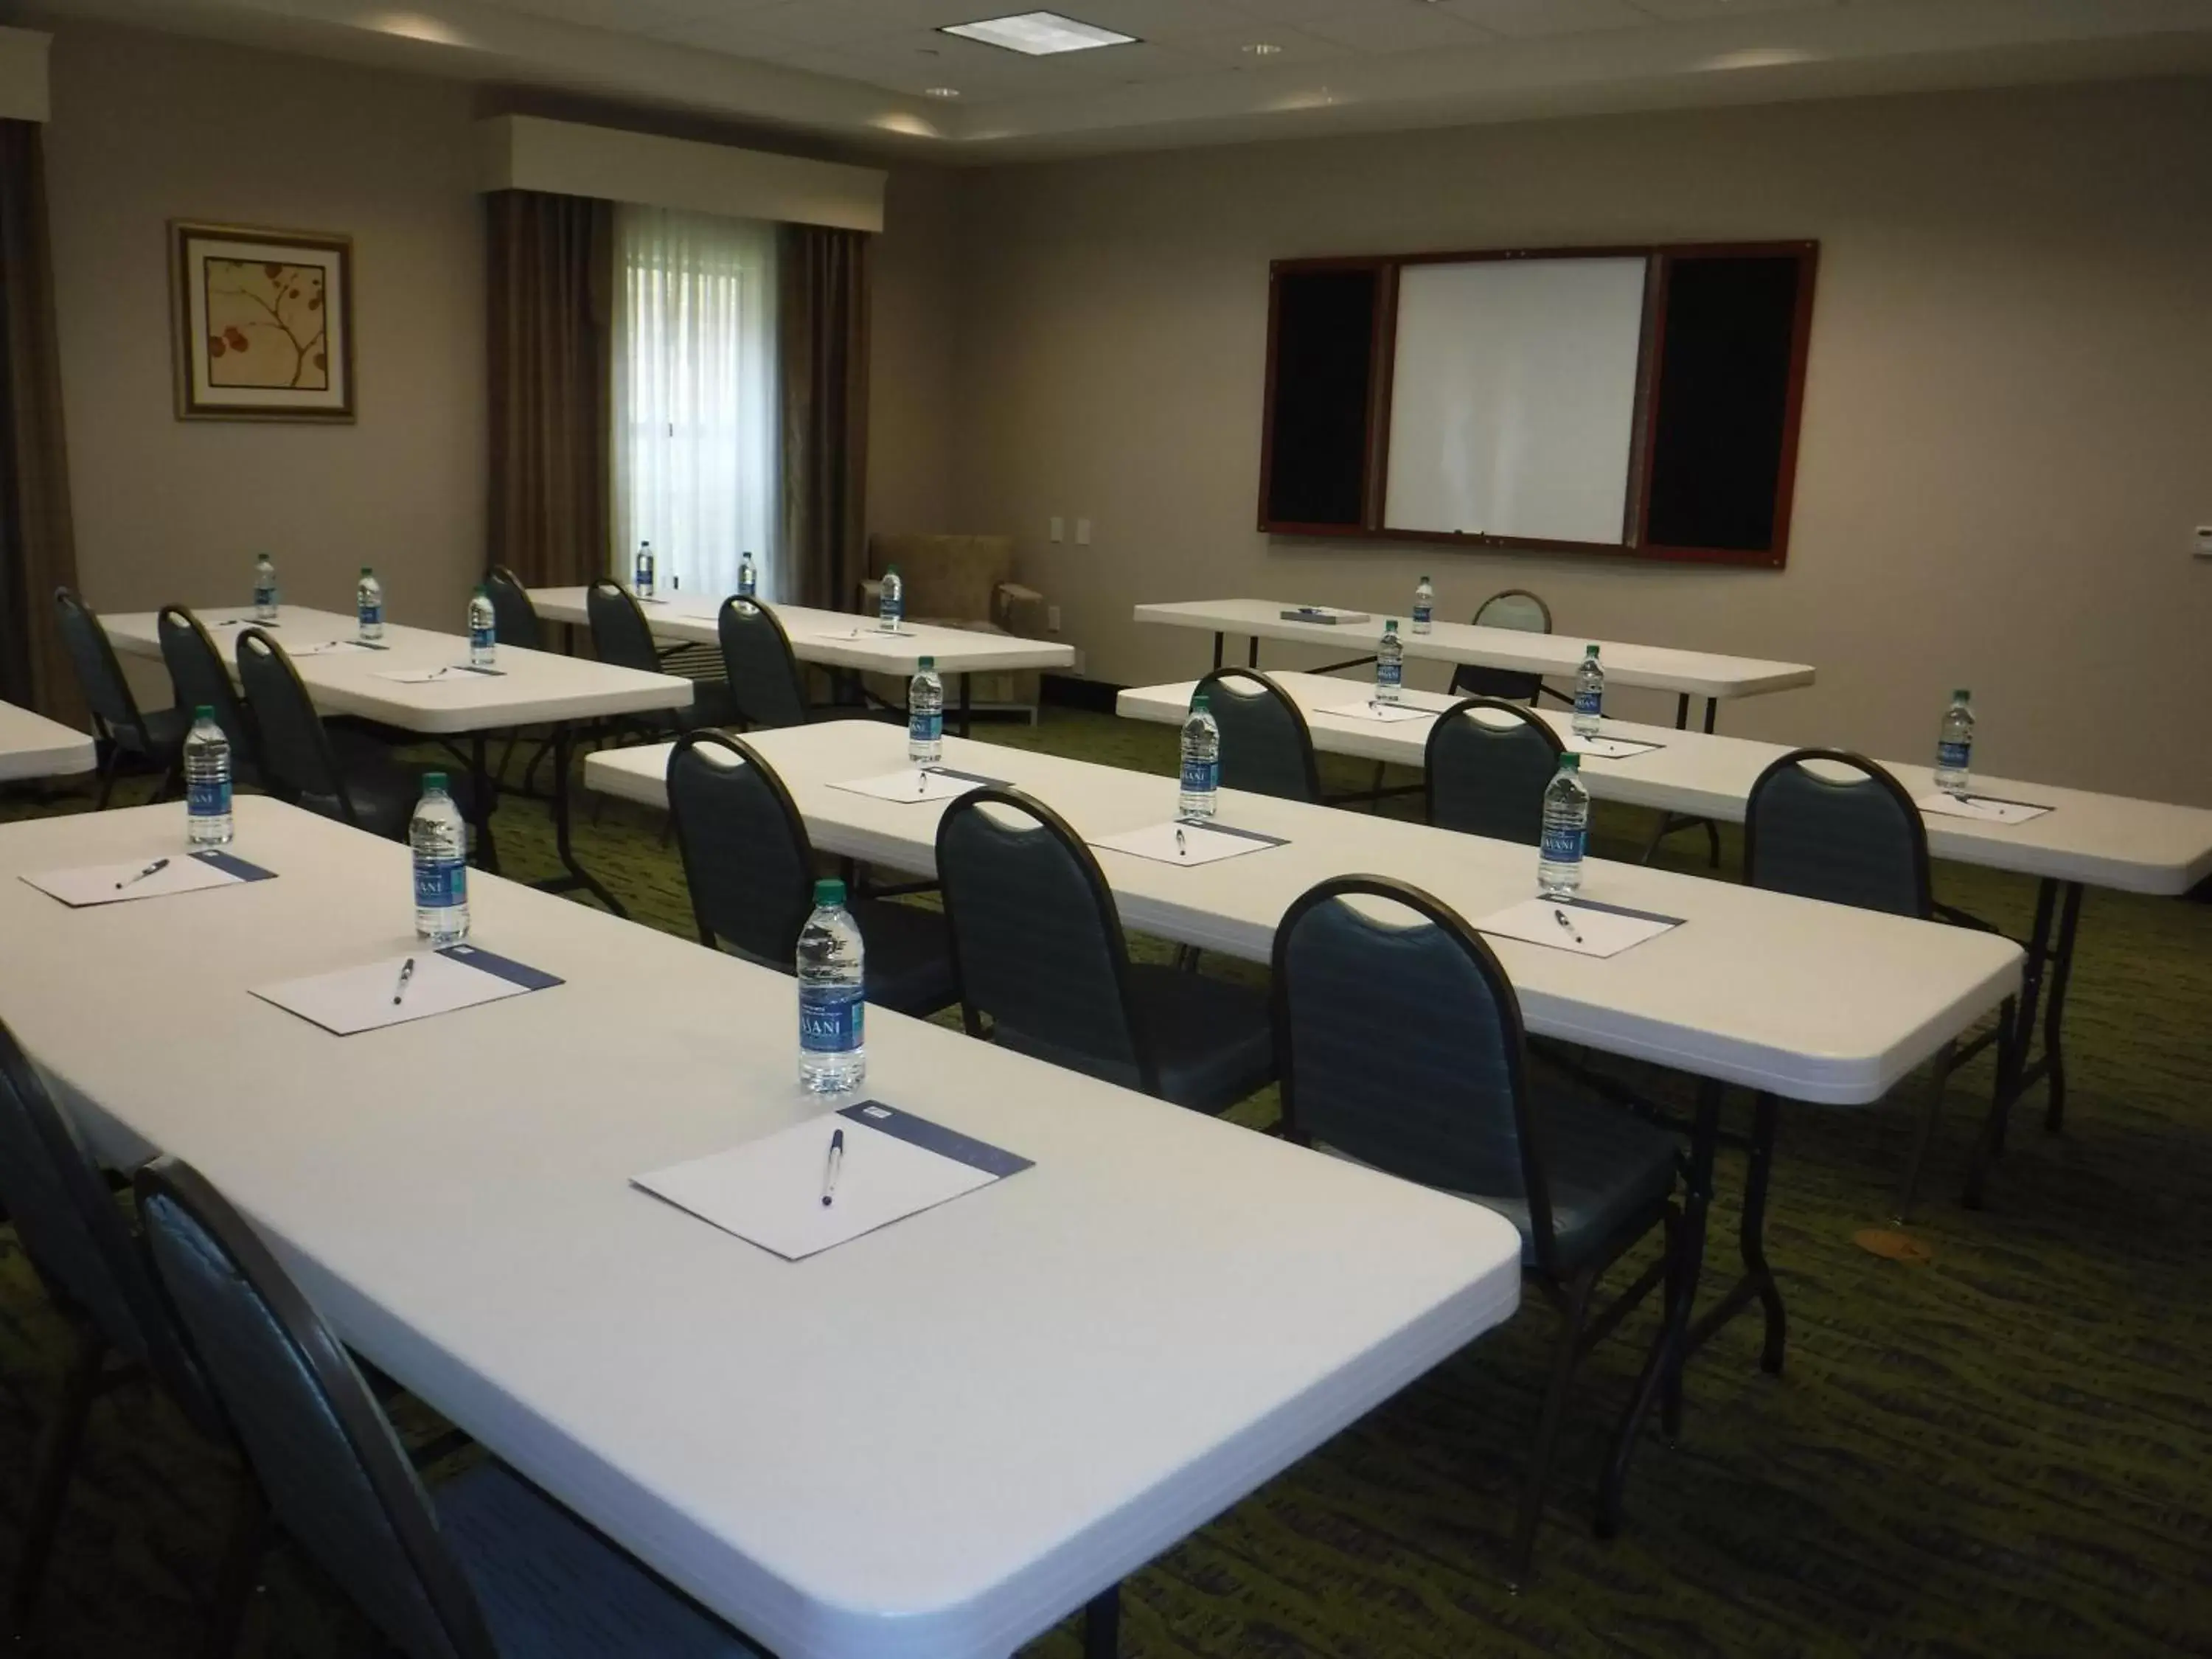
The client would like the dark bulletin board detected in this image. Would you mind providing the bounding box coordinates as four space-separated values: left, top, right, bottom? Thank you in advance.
1257 240 1818 568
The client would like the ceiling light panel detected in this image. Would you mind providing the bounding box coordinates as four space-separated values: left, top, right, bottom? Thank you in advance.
939 12 1139 55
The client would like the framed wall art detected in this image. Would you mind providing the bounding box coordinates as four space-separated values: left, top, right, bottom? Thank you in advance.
170 220 354 422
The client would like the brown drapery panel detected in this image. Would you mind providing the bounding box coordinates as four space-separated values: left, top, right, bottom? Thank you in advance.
0 119 83 723
779 224 872 611
486 189 614 589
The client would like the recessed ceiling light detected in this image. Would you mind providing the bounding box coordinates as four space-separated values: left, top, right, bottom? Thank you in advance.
939 12 1138 56
924 86 962 98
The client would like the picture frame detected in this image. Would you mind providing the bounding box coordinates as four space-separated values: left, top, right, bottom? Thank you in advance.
170 220 355 422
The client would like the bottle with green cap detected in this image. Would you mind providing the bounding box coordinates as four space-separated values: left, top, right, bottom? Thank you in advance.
1375 619 1404 704
908 654 944 766
467 584 496 669
183 705 232 848
1538 752 1590 900
410 772 469 945
798 877 866 1093
1412 574 1434 635
1180 690 1220 820
355 566 384 643
252 552 279 622
1573 644 1604 737
878 564 905 633
1935 689 1975 794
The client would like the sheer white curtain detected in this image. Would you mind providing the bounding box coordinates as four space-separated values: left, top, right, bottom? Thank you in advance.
613 205 779 600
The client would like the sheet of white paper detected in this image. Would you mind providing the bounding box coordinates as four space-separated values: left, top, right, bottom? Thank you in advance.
372 666 505 684
1562 732 1664 760
251 949 542 1036
1474 896 1681 959
813 627 916 644
1915 791 2052 826
1316 698 1439 725
288 639 378 657
636 1113 1001 1262
21 852 251 908
1090 820 1287 867
827 767 1001 804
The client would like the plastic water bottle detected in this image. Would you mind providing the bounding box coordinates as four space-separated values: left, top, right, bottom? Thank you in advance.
908 655 944 765
1374 619 1404 704
1935 689 1975 793
878 566 904 633
467 585 496 669
737 549 758 601
410 773 470 945
1178 692 1220 820
1573 644 1604 737
798 879 866 1094
251 554 279 623
1412 574 1434 635
633 540 655 599
183 706 232 848
1537 754 1590 900
355 567 384 642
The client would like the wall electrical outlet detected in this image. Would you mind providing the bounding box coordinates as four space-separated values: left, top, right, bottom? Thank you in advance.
1047 605 1062 633
1075 518 1093 546
1048 516 1064 543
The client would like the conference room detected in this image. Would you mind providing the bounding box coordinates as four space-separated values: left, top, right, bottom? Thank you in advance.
0 3 2205 1655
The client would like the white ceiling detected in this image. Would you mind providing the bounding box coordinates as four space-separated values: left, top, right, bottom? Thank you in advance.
23 0 2212 158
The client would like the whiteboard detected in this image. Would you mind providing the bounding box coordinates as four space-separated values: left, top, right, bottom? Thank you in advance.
1382 256 1649 546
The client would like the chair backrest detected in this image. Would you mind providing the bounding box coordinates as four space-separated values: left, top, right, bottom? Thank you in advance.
667 730 817 967
0 1020 215 1428
1425 697 1565 846
716 599 812 731
935 787 1150 1093
1272 876 1559 1273
1452 588 1553 703
483 566 543 654
53 588 147 742
159 606 254 771
1194 669 1320 804
585 579 662 675
1745 748 1931 919
234 628 353 825
136 1157 496 1659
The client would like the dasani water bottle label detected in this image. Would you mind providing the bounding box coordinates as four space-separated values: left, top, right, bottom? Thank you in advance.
800 985 865 1054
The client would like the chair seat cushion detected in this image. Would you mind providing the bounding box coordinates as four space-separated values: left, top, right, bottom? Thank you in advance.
438 1461 763 1658
1126 964 1276 1114
1486 1090 1677 1271
299 755 480 844
124 704 193 758
850 896 958 1017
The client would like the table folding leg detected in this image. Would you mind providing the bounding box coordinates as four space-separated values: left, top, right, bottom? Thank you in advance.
1964 877 2084 1205
528 724 627 919
1641 695 1723 867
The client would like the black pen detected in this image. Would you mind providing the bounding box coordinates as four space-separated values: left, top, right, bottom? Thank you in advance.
114 857 169 891
1175 827 1187 858
821 1127 845 1207
1552 907 1585 946
392 956 416 1006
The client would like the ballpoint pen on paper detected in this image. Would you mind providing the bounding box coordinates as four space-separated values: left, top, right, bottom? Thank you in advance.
1552 907 1585 946
114 858 170 891
392 956 417 1006
1175 827 1187 859
821 1127 845 1208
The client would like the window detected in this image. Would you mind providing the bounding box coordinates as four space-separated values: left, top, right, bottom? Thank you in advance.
613 206 779 600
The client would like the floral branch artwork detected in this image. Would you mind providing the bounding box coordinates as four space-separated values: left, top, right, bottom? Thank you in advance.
172 222 353 422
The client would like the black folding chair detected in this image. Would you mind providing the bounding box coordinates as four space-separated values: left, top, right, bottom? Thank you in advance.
585 579 742 741
157 605 258 784
1192 669 1321 804
54 588 187 807
1453 588 1567 706
1425 696 1565 846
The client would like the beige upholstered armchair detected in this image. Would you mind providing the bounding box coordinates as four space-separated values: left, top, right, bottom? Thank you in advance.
859 533 1048 720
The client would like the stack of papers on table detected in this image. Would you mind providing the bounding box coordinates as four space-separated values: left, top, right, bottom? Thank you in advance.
251 944 562 1035
1090 819 1287 866
829 765 1005 804
1279 606 1370 625
22 849 276 908
1475 896 1683 959
1915 791 2052 826
634 1101 1032 1261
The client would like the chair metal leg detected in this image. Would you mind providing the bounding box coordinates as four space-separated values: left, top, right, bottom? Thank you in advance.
1658 1207 1685 1441
2041 882 2083 1133
1509 1267 1596 1590
198 1478 271 1659
1896 1041 1958 1224
93 746 119 811
7 1323 108 1635
1083 1582 1121 1658
1964 997 2020 1210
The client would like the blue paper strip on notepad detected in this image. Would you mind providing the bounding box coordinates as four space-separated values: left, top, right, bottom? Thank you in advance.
190 850 277 883
839 1101 1033 1179
439 945 564 992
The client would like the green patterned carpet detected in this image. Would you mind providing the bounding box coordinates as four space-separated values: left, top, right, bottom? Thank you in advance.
1 709 2207 1658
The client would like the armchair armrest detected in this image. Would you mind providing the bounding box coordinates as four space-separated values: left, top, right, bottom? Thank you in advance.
857 577 885 616
994 581 1047 638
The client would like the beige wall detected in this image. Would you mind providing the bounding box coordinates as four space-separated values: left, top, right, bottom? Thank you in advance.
38 23 961 633
953 78 2212 801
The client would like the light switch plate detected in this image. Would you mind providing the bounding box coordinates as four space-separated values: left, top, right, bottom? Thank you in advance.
1049 516 1064 543
1047 605 1062 633
1075 518 1092 546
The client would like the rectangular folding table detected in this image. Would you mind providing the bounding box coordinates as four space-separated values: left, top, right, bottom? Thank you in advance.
0 699 97 784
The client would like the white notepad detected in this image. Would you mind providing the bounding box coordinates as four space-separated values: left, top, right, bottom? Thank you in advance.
1916 791 2052 826
1279 606 1370 625
814 627 916 643
21 849 276 908
1090 819 1289 867
251 944 562 1035
1475 896 1683 959
1317 698 1437 725
827 766 1005 804
1562 732 1665 760
289 639 383 656
634 1101 1032 1262
374 665 507 684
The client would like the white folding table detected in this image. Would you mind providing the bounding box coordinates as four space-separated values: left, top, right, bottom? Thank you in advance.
529 588 1077 736
587 720 2022 1526
1118 669 2212 1169
0 699 97 783
100 605 691 917
1132 598 1816 733
0 796 1521 1659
